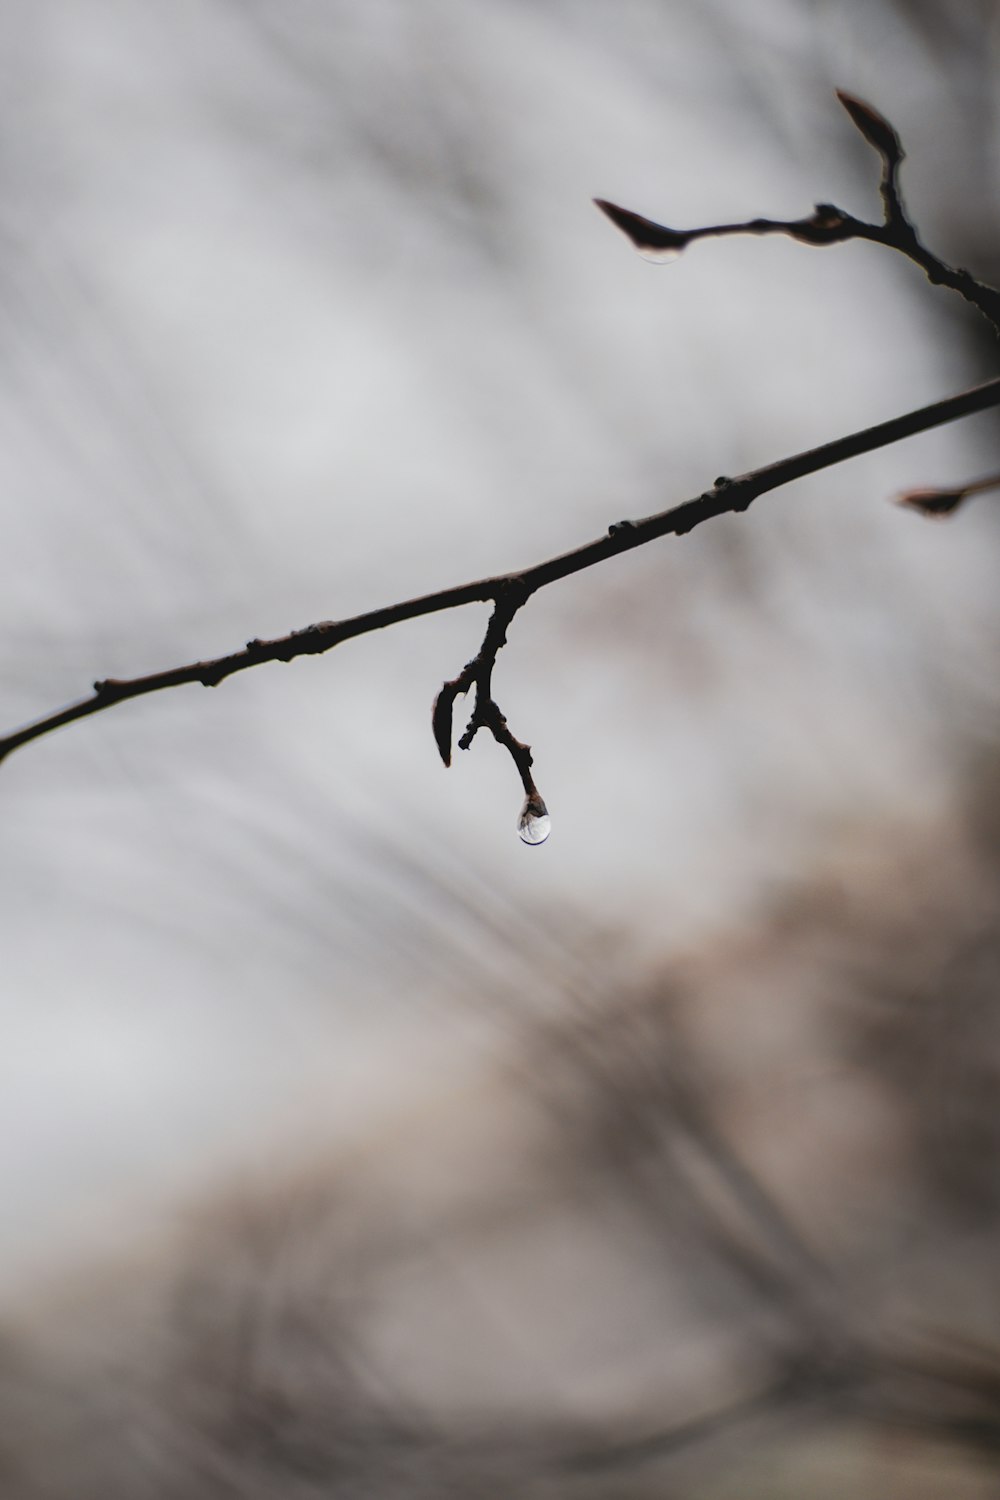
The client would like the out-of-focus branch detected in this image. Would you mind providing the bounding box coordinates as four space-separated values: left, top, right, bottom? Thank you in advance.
558 1346 866 1477
4 90 999 837
596 91 1000 336
2 375 1000 796
897 469 1000 518
558 1331 1000 1477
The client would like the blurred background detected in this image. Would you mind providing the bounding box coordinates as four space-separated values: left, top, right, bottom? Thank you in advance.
2 0 1000 1494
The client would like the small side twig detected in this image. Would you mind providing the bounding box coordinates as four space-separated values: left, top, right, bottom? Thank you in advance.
596 90 1000 336
432 581 550 842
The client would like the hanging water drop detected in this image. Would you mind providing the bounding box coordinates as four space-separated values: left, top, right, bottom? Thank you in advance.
517 794 551 846
636 243 684 265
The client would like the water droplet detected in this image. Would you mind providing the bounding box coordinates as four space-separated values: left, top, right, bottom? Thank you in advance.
636 243 683 265
517 795 551 846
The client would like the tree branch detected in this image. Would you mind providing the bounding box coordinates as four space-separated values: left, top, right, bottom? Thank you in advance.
3 375 999 781
5 90 999 843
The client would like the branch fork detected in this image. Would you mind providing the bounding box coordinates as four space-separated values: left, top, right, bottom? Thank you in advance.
595 90 1000 335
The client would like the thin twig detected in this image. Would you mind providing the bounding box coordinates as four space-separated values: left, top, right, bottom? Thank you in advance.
556 1378 794 1474
596 91 1000 335
432 581 548 835
2 374 999 773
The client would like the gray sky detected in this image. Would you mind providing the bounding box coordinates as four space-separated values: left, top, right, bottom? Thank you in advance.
2 0 1000 1296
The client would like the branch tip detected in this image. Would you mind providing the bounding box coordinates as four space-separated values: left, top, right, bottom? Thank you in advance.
594 198 690 258
835 89 903 164
4 92 1000 781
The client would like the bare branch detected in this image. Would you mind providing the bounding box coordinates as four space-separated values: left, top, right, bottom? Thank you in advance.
432 582 549 840
597 91 1000 334
3 375 1000 773
4 88 999 836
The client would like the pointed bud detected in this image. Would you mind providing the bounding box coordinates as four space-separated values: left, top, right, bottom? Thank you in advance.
835 91 903 165
594 199 690 262
432 683 457 766
896 486 968 519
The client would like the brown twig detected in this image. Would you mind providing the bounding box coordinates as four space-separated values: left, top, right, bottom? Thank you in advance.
596 91 1000 336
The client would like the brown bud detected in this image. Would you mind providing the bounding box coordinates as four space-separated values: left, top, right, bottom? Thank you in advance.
593 199 690 260
896 486 967 519
835 91 903 165
787 204 850 245
431 683 457 766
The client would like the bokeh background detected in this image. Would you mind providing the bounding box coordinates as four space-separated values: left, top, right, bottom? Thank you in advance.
3 1 1000 1494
